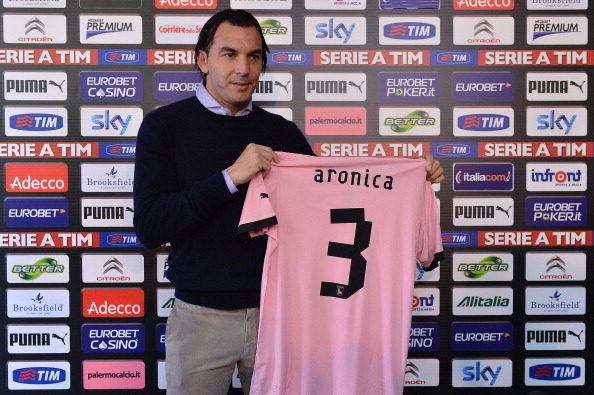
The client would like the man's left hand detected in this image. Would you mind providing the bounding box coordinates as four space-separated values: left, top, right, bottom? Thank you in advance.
422 154 444 184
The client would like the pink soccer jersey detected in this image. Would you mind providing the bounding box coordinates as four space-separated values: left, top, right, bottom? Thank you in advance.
238 152 442 395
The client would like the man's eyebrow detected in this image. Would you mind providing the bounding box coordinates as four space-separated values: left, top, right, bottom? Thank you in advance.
217 47 262 56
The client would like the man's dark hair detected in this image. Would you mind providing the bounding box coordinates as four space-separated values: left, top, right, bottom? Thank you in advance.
194 9 269 79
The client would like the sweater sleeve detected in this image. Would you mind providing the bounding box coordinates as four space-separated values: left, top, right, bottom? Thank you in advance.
133 110 233 249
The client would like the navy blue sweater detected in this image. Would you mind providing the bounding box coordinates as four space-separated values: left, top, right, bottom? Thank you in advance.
133 97 313 309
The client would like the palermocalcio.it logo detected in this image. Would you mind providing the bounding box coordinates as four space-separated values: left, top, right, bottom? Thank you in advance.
82 289 144 317
5 163 68 193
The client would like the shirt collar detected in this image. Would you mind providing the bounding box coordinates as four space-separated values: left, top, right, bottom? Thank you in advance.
196 80 252 117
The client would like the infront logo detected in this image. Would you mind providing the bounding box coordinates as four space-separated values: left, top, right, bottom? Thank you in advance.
82 288 144 317
5 163 68 193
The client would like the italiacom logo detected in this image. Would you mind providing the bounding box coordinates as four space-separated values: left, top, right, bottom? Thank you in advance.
453 163 513 191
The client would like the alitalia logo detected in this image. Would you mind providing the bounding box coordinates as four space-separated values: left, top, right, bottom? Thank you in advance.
458 256 508 279
161 298 175 309
457 296 510 307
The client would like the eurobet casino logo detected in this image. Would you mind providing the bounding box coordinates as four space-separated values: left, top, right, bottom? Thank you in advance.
453 107 514 136
99 142 136 158
82 324 145 353
453 73 514 102
154 15 210 45
82 288 144 317
305 0 366 10
80 71 143 101
453 163 513 191
525 322 585 351
452 322 513 352
80 106 143 137
381 0 440 9
6 253 69 283
305 107 366 136
252 72 292 102
409 322 440 352
525 287 585 315
6 288 69 318
453 16 515 45
83 360 145 390
155 72 200 102
98 49 147 65
452 287 513 316
81 198 134 228
404 359 440 387
453 197 514 226
431 50 478 66
454 0 514 9
526 106 587 136
230 0 292 9
305 73 366 101
80 162 134 192
379 72 440 102
525 197 587 227
527 16 588 45
7 324 70 354
5 198 69 228
269 50 312 66
525 358 585 386
527 0 587 9
525 252 586 282
155 0 218 9
4 106 67 137
526 72 588 101
2 14 67 44
452 359 512 387
79 14 143 44
156 323 166 353
257 16 292 45
379 17 440 45
526 162 587 191
3 71 67 101
81 253 145 283
379 107 440 136
5 163 68 193
412 287 439 316
3 0 67 7
8 361 70 390
452 252 513 282
304 16 366 45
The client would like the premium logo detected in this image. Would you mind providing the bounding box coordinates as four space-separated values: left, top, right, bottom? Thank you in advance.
527 16 587 45
525 252 586 281
155 0 217 9
379 108 439 136
258 17 292 45
409 323 440 351
81 198 134 228
83 360 145 390
82 324 145 353
380 0 440 8
525 322 585 350
5 163 68 193
305 0 366 9
305 107 366 135
379 17 440 45
453 197 514 226
82 288 144 317
412 288 439 316
453 253 513 281
453 16 515 45
80 163 134 192
8 361 70 390
252 72 292 102
453 73 514 102
6 289 69 318
454 0 514 9
525 287 585 315
7 253 68 283
431 50 478 66
157 288 176 317
82 253 144 283
154 15 210 44
3 0 67 7
305 17 366 45
80 71 143 101
526 72 588 101
525 358 584 386
80 0 143 8
7 324 70 354
5 106 67 136
3 71 67 101
452 359 512 387
270 50 312 66
155 72 200 102
526 197 586 227
98 49 147 65
379 72 440 102
526 107 587 136
526 162 587 191
453 287 513 315
305 73 366 101
453 163 513 191
80 15 142 44
452 322 513 351
81 106 142 137
2 14 67 43
527 0 587 9
453 107 514 136
5 198 69 228
404 359 440 387
230 0 291 9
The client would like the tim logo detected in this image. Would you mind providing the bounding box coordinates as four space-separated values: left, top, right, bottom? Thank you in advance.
442 232 476 247
270 51 310 65
101 232 142 247
529 364 581 381
458 114 510 131
433 143 476 158
100 143 136 158
9 113 63 131
13 367 66 385
99 50 146 65
433 51 477 65
384 22 436 40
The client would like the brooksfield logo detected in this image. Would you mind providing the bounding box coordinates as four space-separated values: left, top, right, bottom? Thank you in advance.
82 288 144 317
6 289 69 318
525 287 585 315
80 163 134 193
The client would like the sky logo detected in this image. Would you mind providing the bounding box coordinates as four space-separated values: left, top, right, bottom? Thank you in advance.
316 18 355 43
462 362 504 386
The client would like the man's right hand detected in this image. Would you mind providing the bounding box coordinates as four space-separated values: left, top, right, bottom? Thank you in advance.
227 143 279 186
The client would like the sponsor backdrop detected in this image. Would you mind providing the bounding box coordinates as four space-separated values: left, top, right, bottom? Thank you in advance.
0 0 592 393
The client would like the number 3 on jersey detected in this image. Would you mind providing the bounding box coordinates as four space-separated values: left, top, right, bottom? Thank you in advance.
320 208 372 300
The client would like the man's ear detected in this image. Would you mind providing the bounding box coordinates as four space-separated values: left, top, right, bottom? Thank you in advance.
197 50 208 74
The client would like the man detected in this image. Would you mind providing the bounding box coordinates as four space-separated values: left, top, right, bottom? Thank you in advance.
133 9 444 395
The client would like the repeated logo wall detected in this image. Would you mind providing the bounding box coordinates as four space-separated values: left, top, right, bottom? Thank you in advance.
1 0 592 393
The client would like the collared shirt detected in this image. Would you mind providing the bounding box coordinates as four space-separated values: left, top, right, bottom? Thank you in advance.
196 81 253 193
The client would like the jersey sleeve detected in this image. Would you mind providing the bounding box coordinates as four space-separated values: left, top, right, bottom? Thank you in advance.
416 181 443 271
237 172 277 240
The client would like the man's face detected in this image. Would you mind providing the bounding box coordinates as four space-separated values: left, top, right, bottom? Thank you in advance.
198 22 264 115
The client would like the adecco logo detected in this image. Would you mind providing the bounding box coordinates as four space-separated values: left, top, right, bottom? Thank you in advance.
8 361 70 390
82 288 144 317
525 358 585 386
454 0 514 9
5 163 68 193
155 0 217 9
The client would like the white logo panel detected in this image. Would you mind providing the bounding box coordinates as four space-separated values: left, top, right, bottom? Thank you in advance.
526 162 587 191
80 163 134 192
154 15 211 44
252 72 292 102
527 16 588 45
525 252 586 281
6 288 70 318
526 107 587 137
525 322 585 350
453 252 513 282
453 197 514 226
3 71 67 101
305 73 366 102
6 254 69 283
525 286 585 315
7 324 70 353
82 253 144 283
452 359 512 387
2 14 67 43
379 107 440 136
80 14 142 44
453 16 515 45
305 17 366 45
80 106 142 137
526 72 588 101
81 198 134 227
453 287 513 316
